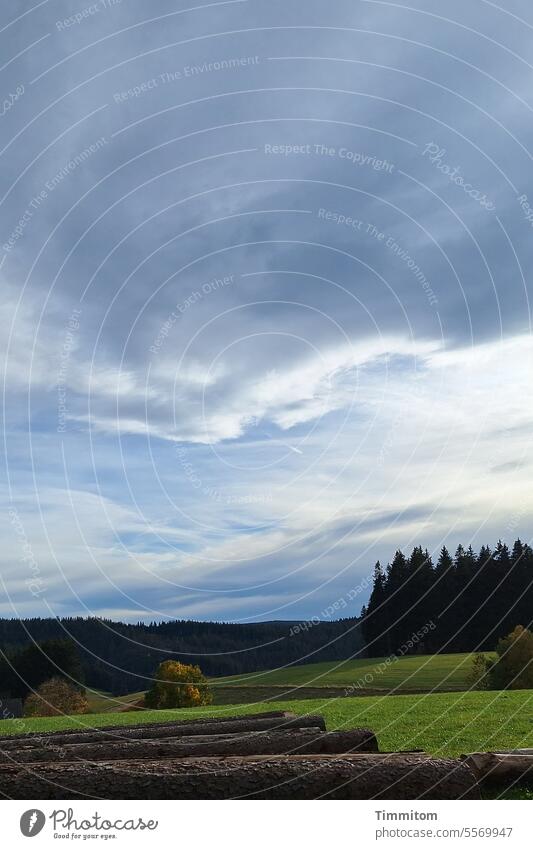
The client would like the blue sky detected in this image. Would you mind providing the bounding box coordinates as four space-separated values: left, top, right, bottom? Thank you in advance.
1 0 533 622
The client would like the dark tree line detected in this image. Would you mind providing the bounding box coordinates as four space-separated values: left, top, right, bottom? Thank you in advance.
0 639 84 699
0 616 364 696
362 539 533 656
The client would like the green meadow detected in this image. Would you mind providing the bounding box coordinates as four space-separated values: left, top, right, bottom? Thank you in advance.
213 651 490 691
1 689 532 760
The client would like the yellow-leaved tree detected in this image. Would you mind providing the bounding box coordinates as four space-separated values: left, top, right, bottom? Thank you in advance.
24 677 88 717
144 660 213 709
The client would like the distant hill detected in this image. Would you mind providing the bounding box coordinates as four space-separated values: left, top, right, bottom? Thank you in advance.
0 616 364 695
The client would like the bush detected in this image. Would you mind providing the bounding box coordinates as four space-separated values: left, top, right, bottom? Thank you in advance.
490 625 533 690
144 660 213 709
24 677 88 717
470 626 533 691
468 652 492 690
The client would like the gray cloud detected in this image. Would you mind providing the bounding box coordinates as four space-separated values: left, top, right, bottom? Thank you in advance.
1 0 533 621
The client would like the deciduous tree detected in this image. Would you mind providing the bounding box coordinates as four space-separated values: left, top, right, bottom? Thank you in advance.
144 660 212 708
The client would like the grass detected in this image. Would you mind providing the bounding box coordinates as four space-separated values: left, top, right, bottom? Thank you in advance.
213 652 490 692
85 688 141 713
1 689 532 759
81 653 493 714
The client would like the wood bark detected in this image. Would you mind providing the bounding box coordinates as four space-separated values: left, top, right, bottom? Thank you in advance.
0 754 480 800
463 752 533 784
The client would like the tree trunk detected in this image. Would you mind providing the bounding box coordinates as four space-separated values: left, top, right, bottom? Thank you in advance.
0 728 377 764
0 715 326 750
0 754 480 799
463 752 533 784
0 710 294 744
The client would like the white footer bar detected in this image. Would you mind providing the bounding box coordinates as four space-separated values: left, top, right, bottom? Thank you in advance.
2 799 530 847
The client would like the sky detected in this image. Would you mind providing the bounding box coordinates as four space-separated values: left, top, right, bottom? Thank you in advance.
1 0 532 623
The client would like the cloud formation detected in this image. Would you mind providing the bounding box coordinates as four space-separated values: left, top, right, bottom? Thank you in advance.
1 0 532 622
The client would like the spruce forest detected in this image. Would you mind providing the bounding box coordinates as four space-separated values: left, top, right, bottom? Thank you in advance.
362 539 533 656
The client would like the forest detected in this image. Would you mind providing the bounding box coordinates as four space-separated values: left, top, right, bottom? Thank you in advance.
362 539 533 656
0 615 363 696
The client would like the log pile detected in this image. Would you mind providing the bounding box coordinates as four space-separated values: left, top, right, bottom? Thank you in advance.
0 710 483 799
0 728 378 764
0 713 327 750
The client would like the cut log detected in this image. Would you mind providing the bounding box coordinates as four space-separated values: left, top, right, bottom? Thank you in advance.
480 748 533 755
0 754 480 800
463 752 533 784
0 714 326 750
0 728 377 764
0 710 294 744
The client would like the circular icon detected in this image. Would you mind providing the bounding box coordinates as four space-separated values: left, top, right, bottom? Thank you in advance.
20 810 46 837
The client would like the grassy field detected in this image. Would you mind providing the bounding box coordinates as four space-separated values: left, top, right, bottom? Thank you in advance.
1 689 532 759
213 652 488 692
86 652 495 711
84 653 492 714
85 688 140 713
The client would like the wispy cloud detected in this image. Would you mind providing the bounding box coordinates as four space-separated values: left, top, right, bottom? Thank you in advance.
1 0 532 621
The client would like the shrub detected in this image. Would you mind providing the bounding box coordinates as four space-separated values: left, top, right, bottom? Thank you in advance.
24 677 88 717
468 652 492 690
490 625 533 690
144 660 213 709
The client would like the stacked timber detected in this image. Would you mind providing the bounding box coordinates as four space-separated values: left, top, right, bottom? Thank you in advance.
0 728 378 764
0 710 481 800
0 713 327 749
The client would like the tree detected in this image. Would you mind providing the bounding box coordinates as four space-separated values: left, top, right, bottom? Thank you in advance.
466 545 493 649
468 653 491 690
513 543 533 634
403 547 434 652
447 545 477 651
361 562 388 655
384 550 410 653
24 677 88 717
435 546 452 575
5 638 83 698
489 625 533 690
511 539 524 563
144 660 213 709
431 546 454 651
494 540 511 567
